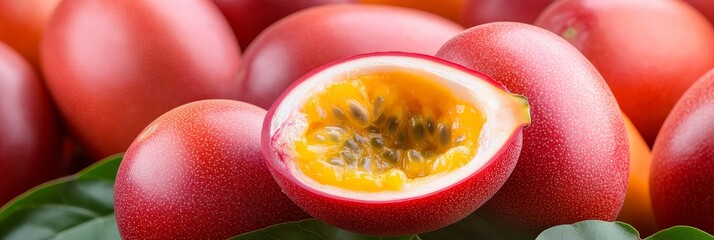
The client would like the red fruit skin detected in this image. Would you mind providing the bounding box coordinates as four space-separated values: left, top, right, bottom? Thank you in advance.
41 0 241 160
115 100 308 240
237 4 464 109
262 52 526 235
461 0 555 27
535 0 714 146
437 23 629 235
650 69 714 233
0 43 61 205
685 0 714 24
212 0 354 50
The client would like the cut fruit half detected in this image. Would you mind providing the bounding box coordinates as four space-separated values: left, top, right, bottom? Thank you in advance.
262 52 530 235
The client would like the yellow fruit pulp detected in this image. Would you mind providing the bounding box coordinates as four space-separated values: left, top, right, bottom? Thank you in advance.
293 71 485 191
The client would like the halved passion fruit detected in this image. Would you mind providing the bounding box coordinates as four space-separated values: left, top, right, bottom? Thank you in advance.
262 52 531 235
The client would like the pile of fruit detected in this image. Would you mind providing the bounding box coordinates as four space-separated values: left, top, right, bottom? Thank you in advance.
1 0 713 239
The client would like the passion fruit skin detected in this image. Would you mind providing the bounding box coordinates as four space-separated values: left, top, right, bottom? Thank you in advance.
115 100 308 240
0 43 61 205
237 4 464 109
437 23 629 236
650 69 714 234
535 0 714 146
262 52 526 235
211 0 354 50
42 0 241 160
685 0 714 24
461 0 555 27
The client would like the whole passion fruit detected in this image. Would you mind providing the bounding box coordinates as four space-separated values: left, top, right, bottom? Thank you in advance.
237 4 463 109
262 52 531 235
115 100 308 240
437 22 629 237
650 69 714 233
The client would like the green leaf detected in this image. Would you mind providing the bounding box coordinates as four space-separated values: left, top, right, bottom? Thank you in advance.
0 154 123 240
645 226 714 240
229 219 421 240
419 211 534 240
535 220 640 240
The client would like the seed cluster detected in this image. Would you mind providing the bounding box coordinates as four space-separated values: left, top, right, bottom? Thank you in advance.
294 73 484 191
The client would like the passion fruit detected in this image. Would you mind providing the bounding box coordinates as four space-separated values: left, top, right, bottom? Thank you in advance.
650 69 714 233
436 22 629 236
115 100 308 239
262 52 531 235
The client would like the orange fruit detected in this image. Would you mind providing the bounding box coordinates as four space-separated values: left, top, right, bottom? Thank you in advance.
617 114 658 236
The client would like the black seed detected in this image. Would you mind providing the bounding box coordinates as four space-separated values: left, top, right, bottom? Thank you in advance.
332 107 346 120
438 124 451 146
341 151 357 163
426 119 436 135
354 134 367 144
407 149 424 163
382 149 398 163
344 138 359 151
397 131 408 147
370 138 384 149
387 117 400 132
348 100 369 125
328 158 345 166
411 118 425 143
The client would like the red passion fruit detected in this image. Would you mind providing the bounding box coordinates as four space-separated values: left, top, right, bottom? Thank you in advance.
437 22 629 236
262 52 531 235
115 100 308 240
0 0 61 69
41 0 241 160
461 0 556 27
0 42 61 205
535 0 714 145
237 4 464 109
650 69 714 233
684 0 714 24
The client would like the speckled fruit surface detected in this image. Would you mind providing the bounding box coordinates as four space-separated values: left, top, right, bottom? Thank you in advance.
237 4 463 109
437 22 629 236
42 0 241 160
263 52 531 235
115 100 308 240
650 69 714 234
0 42 61 205
535 0 714 146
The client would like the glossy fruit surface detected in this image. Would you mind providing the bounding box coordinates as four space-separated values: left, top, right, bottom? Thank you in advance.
650 69 714 234
263 52 530 235
617 114 657 236
535 0 714 145
361 0 465 22
461 0 555 27
0 0 60 68
115 100 308 239
685 0 714 24
42 0 241 160
437 22 628 236
212 0 354 50
0 43 61 205
237 4 463 109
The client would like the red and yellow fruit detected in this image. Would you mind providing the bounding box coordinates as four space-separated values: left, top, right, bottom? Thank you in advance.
42 0 241 160
535 0 714 145
0 42 61 205
115 100 308 239
262 52 530 235
650 69 714 233
237 4 463 109
437 22 629 236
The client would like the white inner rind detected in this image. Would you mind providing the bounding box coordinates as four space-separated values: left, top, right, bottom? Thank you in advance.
269 55 523 201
